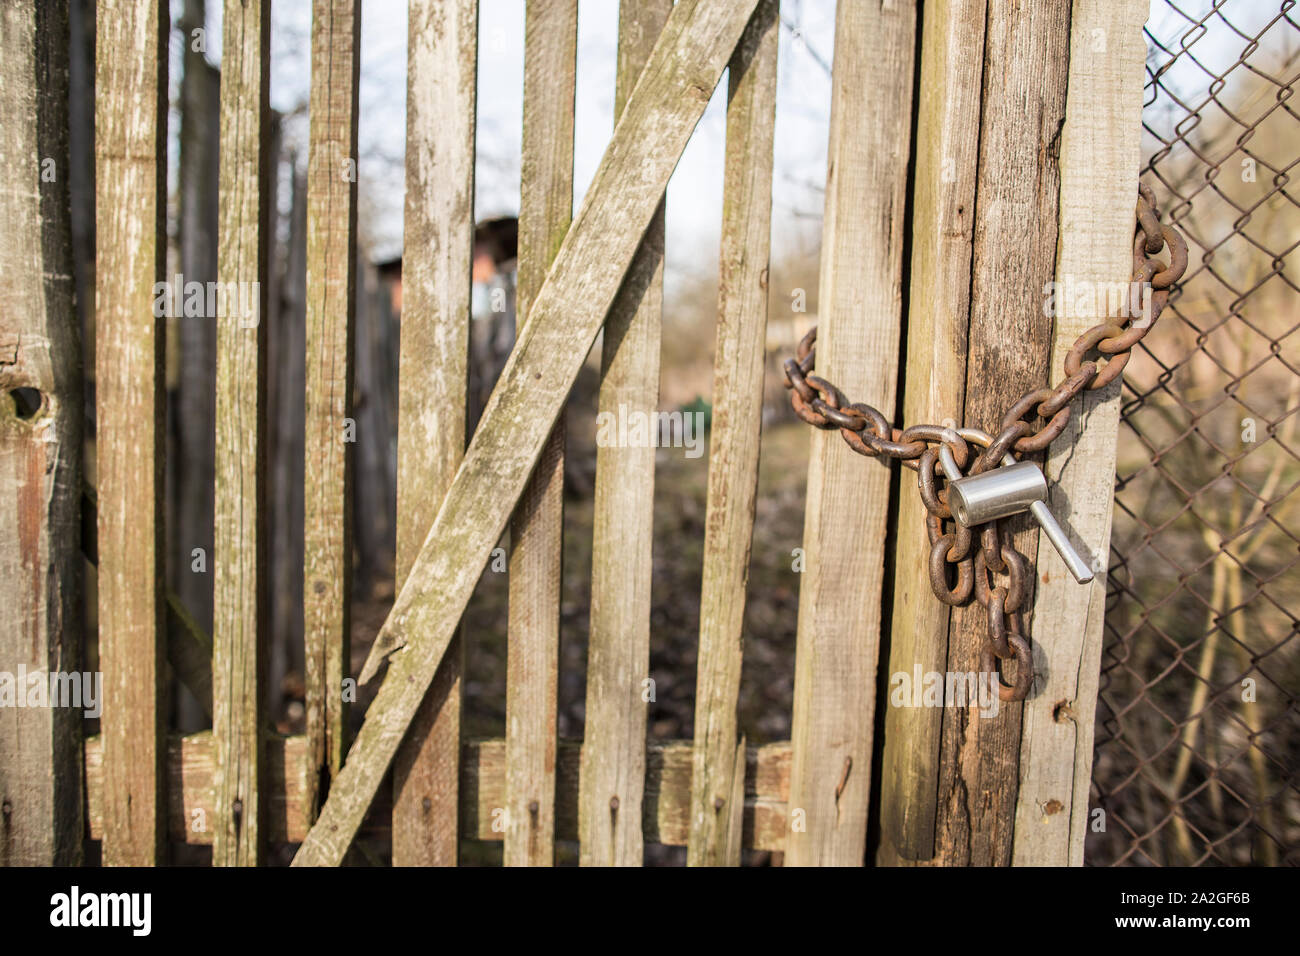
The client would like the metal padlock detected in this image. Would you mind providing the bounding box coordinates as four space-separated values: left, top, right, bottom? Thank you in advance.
945 459 1046 527
937 430 1095 585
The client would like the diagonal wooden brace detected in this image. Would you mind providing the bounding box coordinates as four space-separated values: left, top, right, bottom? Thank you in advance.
293 0 762 866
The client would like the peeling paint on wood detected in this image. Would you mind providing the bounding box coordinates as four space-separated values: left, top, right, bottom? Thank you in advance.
0 0 83 867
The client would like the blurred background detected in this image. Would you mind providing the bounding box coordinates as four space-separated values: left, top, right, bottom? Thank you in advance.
1089 0 1298 866
67 0 1296 864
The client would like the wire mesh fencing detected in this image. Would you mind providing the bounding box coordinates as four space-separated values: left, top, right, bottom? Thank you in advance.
1087 0 1299 866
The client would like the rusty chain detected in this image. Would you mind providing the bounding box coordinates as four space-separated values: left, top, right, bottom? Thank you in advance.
782 184 1188 701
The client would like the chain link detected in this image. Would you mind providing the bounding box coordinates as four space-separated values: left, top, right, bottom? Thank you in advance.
782 186 1188 701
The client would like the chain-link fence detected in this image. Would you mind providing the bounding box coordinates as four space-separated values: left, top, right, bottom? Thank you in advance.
1088 0 1299 866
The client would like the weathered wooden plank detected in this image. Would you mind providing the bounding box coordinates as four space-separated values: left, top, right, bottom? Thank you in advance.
390 0 477 868
876 0 987 864
577 0 672 870
785 0 916 867
296 0 761 866
0 0 82 867
303 0 361 824
82 485 214 719
504 0 577 868
687 0 778 868
213 0 272 867
471 738 791 851
84 734 793 851
932 0 1071 868
93 0 168 867
86 733 310 846
1012 0 1147 867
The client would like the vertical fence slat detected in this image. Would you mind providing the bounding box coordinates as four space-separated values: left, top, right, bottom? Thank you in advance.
303 0 361 823
876 0 986 864
1012 0 1148 867
932 0 1071 868
686 0 778 868
391 0 477 867
213 0 272 866
94 0 168 867
577 0 671 868
504 0 576 868
784 0 917 867
0 0 82 866
301 0 761 867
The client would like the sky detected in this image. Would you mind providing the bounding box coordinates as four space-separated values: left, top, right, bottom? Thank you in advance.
171 0 837 288
168 0 1282 283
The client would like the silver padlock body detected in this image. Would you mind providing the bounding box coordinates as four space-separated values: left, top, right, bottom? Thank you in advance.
948 460 1047 526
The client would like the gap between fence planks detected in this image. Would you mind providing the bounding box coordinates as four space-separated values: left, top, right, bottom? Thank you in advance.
302 0 361 826
174 0 219 730
931 0 1071 868
1012 0 1148 867
785 0 916 867
687 0 778 868
876 0 986 865
577 0 671 870
504 0 577 868
297 0 761 866
390 0 477 867
213 0 272 867
0 0 82 866
93 0 168 867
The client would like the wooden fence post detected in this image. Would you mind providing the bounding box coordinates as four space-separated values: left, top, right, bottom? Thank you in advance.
0 0 83 867
94 0 168 867
930 0 1071 867
877 0 986 864
298 0 762 866
213 0 272 867
687 0 778 867
391 0 477 866
577 0 672 870
1012 0 1148 867
303 0 361 825
505 0 577 868
785 0 917 867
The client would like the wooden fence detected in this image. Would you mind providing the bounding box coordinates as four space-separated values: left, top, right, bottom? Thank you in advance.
0 0 1148 866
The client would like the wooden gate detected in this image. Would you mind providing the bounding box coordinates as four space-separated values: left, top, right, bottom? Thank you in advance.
0 0 1151 866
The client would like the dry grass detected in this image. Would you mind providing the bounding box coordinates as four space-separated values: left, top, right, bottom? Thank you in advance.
1087 5 1299 866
